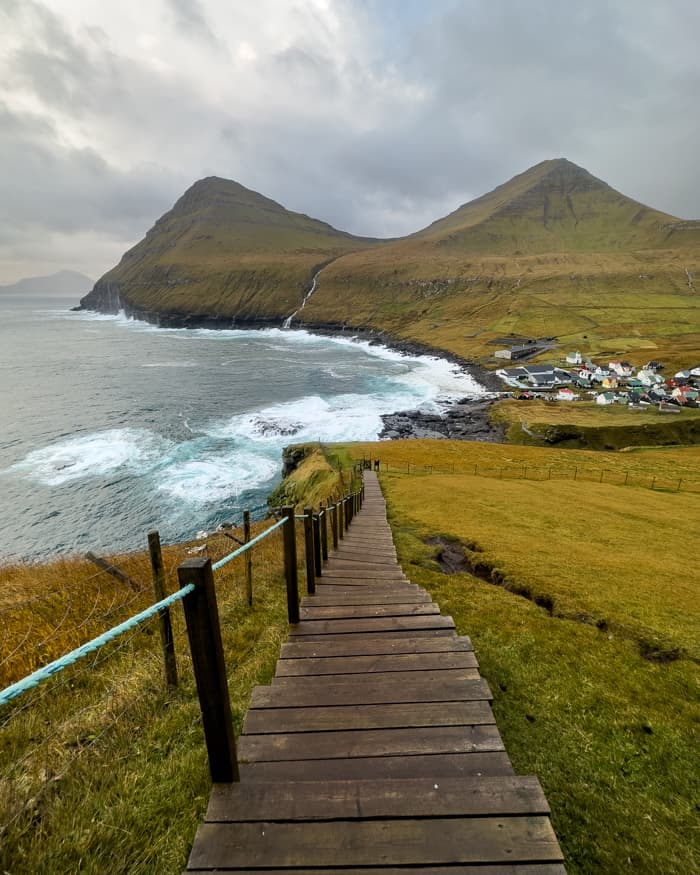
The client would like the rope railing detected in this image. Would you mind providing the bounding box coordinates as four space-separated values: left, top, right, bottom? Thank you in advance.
4 472 367 815
0 585 195 708
212 517 287 571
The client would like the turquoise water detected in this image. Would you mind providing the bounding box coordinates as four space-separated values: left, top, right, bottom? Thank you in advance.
0 296 485 560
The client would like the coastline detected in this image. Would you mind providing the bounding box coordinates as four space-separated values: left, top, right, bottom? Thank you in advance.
76 300 507 442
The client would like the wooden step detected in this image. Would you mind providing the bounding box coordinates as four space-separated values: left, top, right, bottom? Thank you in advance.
279 635 473 659
243 700 495 733
206 776 550 820
274 650 478 676
251 676 492 708
238 724 505 762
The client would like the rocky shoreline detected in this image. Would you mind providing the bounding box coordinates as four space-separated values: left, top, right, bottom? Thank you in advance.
380 398 505 442
77 297 508 442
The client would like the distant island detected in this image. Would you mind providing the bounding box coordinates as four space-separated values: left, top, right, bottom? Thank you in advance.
1 269 94 297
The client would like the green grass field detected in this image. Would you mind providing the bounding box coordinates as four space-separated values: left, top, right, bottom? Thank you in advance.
3 436 698 873
329 438 699 874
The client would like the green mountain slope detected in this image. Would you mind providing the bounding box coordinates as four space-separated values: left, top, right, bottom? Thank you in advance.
80 176 378 320
301 160 700 369
81 161 700 370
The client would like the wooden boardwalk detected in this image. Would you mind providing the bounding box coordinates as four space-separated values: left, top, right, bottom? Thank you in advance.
186 471 565 872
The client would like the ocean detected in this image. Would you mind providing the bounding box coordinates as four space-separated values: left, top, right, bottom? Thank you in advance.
0 296 486 561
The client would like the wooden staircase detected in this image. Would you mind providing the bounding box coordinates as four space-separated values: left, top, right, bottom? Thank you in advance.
185 471 565 872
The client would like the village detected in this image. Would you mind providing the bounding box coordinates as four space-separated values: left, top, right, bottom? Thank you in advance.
495 346 700 410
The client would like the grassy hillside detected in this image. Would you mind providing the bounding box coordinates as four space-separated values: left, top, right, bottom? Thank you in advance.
302 161 700 371
80 177 379 320
80 159 700 372
3 440 698 872
321 438 699 874
491 398 700 449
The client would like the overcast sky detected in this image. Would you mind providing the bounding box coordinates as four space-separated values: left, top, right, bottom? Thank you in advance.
1 0 698 283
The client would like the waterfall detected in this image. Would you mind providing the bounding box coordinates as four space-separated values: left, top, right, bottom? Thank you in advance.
283 270 321 328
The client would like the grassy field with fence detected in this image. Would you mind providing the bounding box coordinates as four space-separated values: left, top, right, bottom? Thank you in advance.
3 434 698 873
325 438 699 874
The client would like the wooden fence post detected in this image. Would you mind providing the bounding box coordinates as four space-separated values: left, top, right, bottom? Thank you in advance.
320 503 328 562
148 530 178 687
282 507 299 623
312 512 322 577
331 502 339 550
243 510 253 606
304 507 316 594
178 557 239 782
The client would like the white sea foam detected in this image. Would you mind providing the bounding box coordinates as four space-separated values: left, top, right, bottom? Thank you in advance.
158 450 279 503
12 429 171 485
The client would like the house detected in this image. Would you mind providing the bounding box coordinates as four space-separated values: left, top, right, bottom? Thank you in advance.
644 360 664 371
601 376 619 390
566 351 582 365
674 370 690 382
556 387 577 401
659 401 681 414
637 369 664 386
608 360 634 377
596 392 616 405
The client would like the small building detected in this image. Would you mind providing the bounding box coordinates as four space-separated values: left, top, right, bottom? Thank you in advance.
601 376 619 390
556 387 577 401
609 360 634 377
566 351 582 365
596 392 616 405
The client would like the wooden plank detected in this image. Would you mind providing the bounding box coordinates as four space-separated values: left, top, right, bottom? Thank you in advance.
188 865 568 874
250 676 492 707
279 635 473 659
299 603 440 620
288 615 456 636
312 585 420 596
187 815 562 869
271 668 481 688
330 545 397 556
206 775 550 821
243 700 495 733
300 593 431 606
286 627 458 642
321 569 409 580
313 578 411 587
240 751 513 781
274 650 478 676
325 558 402 570
238 725 505 762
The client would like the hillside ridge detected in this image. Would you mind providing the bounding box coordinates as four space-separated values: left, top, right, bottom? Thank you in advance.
79 158 700 371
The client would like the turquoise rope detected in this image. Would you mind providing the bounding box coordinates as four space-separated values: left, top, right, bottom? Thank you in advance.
212 517 287 571
0 584 195 708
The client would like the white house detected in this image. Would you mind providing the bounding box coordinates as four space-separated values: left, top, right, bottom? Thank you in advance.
596 392 616 405
566 351 582 365
609 360 634 377
556 387 577 401
637 369 664 386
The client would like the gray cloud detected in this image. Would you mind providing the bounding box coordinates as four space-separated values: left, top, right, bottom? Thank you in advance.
1 0 699 282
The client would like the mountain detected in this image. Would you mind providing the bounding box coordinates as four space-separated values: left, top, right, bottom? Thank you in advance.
81 161 700 371
80 177 379 321
301 159 700 369
1 270 94 297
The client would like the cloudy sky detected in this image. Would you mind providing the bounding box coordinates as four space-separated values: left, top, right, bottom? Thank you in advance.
1 0 698 283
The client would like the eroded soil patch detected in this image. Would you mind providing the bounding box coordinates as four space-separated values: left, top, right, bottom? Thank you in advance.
423 536 687 664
